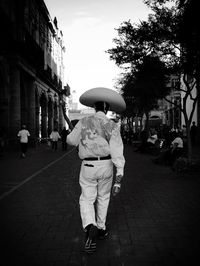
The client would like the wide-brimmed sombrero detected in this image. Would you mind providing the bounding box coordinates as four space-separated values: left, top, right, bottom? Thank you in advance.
79 87 126 113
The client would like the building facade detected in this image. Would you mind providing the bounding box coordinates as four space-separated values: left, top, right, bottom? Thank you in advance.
0 0 67 146
162 75 182 129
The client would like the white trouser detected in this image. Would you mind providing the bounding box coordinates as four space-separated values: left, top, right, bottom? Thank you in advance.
79 159 113 230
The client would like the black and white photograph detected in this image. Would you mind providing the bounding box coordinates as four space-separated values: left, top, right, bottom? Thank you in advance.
0 0 200 265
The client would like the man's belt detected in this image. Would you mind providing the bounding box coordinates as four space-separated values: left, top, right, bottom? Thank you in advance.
84 155 111 161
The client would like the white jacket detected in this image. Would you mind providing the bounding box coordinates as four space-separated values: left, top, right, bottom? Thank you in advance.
67 111 125 176
50 131 61 141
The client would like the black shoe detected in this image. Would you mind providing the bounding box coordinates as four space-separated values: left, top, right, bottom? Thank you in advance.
98 228 109 240
84 224 97 254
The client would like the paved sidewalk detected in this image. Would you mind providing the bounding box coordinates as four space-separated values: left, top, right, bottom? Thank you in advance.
0 143 72 197
1 144 200 265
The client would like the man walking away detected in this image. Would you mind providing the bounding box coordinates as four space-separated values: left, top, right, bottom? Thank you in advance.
61 126 69 151
67 87 126 254
17 125 30 158
50 128 61 150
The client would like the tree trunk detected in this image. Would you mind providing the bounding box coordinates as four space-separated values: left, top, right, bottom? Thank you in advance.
182 74 198 163
185 121 192 162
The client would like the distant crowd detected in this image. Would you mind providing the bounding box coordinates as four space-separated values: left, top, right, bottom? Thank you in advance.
0 125 71 158
0 120 198 161
120 121 198 168
121 122 198 148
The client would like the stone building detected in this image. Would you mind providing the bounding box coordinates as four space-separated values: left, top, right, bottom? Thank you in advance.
0 0 67 147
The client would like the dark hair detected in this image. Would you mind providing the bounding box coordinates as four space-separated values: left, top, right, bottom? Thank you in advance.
94 101 110 114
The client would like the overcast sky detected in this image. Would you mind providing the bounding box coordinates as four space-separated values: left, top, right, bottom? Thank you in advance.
44 0 150 106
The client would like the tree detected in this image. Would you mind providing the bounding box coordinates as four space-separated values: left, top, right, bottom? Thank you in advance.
143 0 199 162
107 0 199 162
125 55 170 130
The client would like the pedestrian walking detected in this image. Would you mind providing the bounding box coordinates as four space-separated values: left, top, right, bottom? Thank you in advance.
50 128 61 150
190 121 197 145
17 124 30 158
61 126 69 151
67 87 126 254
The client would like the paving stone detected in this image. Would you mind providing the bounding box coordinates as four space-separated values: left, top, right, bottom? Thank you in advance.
1 144 200 265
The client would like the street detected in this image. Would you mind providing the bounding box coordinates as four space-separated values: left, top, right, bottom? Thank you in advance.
1 143 200 266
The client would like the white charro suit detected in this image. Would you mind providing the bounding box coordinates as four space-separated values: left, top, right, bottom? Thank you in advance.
67 111 125 230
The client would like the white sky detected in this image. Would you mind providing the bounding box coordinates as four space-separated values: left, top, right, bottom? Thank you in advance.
44 0 150 107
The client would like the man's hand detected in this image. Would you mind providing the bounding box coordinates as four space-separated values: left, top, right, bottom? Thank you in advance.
112 183 121 196
112 175 123 196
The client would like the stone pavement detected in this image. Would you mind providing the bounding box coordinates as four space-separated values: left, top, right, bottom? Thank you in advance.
0 143 200 266
0 143 72 197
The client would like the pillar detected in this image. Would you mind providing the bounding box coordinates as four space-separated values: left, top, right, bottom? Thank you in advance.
53 102 58 129
9 65 21 143
48 98 53 136
58 98 64 131
35 90 40 139
27 79 36 145
41 94 48 138
0 63 9 135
